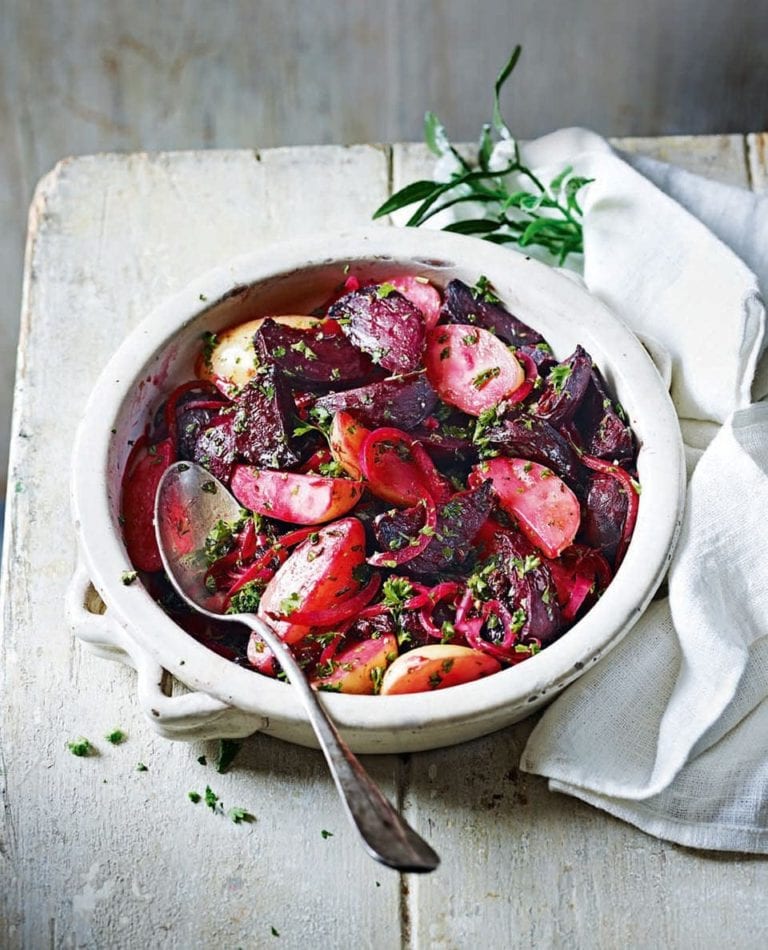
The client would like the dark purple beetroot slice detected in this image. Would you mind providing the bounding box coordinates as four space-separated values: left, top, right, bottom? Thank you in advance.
517 341 558 375
582 472 628 566
576 368 635 460
314 372 438 431
373 482 493 576
231 367 301 469
482 527 562 644
533 345 593 428
254 318 377 389
439 279 544 347
177 406 222 460
194 416 237 483
329 285 425 374
409 426 478 466
485 413 585 490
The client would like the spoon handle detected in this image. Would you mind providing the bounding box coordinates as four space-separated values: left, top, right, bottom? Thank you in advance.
244 614 439 873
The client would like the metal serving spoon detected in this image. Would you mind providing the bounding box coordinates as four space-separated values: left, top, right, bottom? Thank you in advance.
154 461 439 873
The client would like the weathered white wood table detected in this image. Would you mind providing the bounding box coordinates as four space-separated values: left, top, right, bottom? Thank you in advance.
2 135 768 950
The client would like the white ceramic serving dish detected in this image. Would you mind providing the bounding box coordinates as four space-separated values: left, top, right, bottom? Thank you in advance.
67 228 685 753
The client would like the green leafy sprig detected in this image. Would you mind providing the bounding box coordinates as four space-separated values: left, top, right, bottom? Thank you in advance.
373 46 592 265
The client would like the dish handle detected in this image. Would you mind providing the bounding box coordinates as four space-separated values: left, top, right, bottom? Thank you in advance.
65 561 266 740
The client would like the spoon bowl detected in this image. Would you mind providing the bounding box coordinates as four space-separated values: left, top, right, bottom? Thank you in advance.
154 461 440 873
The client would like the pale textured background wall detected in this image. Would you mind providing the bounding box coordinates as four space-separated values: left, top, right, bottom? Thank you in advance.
1 0 767 494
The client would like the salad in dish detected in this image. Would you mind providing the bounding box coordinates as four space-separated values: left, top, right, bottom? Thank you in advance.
120 273 639 696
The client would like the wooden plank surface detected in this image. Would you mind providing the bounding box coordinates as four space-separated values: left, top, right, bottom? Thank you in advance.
2 135 767 949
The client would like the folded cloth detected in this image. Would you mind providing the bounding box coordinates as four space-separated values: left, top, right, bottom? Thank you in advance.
489 129 768 853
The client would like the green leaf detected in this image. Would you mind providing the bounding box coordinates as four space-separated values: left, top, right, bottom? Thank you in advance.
548 165 573 193
565 176 595 215
478 123 494 171
443 219 503 235
492 45 522 137
520 217 570 246
406 164 516 227
215 738 242 773
372 180 442 219
424 111 450 157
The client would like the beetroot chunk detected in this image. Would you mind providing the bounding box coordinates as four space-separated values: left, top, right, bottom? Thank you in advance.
329 285 426 374
482 528 562 644
576 368 635 460
194 416 237 483
582 472 629 566
532 345 593 428
231 367 301 469
313 372 438 431
373 482 493 576
439 279 544 348
254 318 376 389
485 414 585 490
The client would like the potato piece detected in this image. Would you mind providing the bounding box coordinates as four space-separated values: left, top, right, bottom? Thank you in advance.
197 315 320 394
380 644 501 695
312 633 398 695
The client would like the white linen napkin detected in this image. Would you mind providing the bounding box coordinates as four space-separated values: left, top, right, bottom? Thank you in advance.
480 129 768 853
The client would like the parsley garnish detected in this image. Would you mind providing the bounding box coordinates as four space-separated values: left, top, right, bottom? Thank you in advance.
472 275 500 303
188 791 201 803
201 331 218 369
472 366 501 390
136 762 148 772
105 729 126 745
215 738 241 773
227 807 255 824
370 666 385 694
375 282 397 299
121 570 138 586
279 592 302 616
548 364 573 394
381 576 414 609
320 829 334 839
67 738 93 757
227 579 266 615
290 339 318 361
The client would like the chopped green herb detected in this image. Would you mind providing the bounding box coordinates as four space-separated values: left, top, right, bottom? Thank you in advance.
197 755 207 766
271 926 280 937
320 829 334 839
227 579 265 615
200 480 217 494
228 806 255 824
204 785 220 811
290 339 318 360
215 738 242 774
381 576 414 609
136 762 148 772
472 366 501 390
121 570 138 586
201 331 218 369
472 275 500 303
273 345 287 358
548 364 573 394
67 738 93 757
105 729 126 745
375 282 397 299
188 791 201 803
370 666 385 694
279 592 301 616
